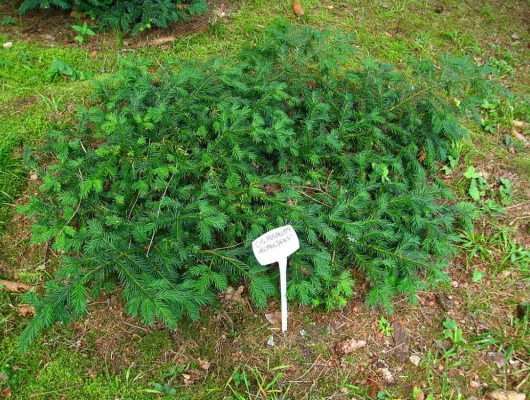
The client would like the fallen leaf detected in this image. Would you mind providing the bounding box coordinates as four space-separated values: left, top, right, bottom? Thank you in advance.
292 0 305 16
488 352 506 368
16 304 35 317
417 292 436 306
151 36 176 46
487 390 526 400
374 359 396 385
470 376 481 389
0 280 32 293
513 120 528 128
197 358 210 371
221 286 245 304
0 386 11 398
511 32 520 40
366 374 379 398
182 373 193 385
0 373 7 382
409 354 421 366
334 338 367 355
265 311 282 325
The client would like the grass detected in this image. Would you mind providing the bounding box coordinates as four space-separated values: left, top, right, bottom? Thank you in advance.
1 0 529 398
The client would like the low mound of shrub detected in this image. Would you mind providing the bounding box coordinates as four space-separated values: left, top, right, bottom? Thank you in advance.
20 22 500 349
19 0 207 35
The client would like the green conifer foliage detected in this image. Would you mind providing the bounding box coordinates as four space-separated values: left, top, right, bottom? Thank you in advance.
19 22 499 350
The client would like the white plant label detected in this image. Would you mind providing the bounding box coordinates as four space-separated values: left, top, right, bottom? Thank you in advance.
252 225 299 333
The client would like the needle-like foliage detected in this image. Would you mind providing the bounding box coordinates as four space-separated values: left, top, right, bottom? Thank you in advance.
19 21 500 350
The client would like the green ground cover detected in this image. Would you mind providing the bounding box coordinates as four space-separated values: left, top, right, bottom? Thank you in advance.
1 0 529 398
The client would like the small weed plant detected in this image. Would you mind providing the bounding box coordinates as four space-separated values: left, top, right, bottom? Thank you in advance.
72 22 96 44
20 22 502 349
46 59 92 81
378 317 393 337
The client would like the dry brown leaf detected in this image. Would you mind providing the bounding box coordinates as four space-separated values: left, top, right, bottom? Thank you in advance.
366 374 379 398
487 390 526 400
417 292 436 306
409 354 421 366
488 352 506 368
265 311 282 325
0 280 32 293
292 0 305 16
334 338 366 355
417 147 426 162
197 358 210 371
182 373 193 385
221 286 245 304
16 304 35 317
151 36 176 46
0 386 11 398
513 120 528 128
375 359 396 385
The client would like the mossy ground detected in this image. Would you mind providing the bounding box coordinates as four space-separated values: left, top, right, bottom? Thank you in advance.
1 0 529 398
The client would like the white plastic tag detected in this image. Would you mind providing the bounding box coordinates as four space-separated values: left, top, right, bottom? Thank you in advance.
252 225 299 265
252 225 299 332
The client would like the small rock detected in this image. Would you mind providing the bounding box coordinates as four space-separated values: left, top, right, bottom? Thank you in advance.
2 42 13 49
488 390 526 400
409 354 421 366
